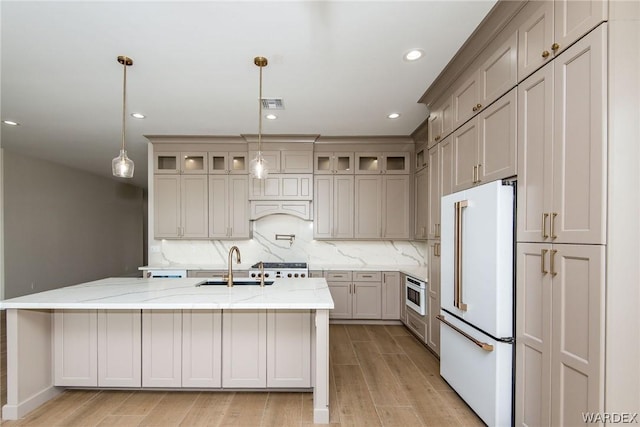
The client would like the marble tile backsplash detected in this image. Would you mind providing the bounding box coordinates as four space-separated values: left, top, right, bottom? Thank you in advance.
149 215 427 268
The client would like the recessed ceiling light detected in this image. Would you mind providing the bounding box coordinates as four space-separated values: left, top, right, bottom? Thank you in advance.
131 113 145 119
404 49 425 61
265 114 277 120
388 113 401 119
2 120 19 126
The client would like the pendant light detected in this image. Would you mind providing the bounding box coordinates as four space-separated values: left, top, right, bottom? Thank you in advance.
112 55 135 178
249 56 269 179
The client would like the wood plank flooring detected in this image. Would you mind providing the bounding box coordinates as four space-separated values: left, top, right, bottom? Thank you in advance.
0 322 483 426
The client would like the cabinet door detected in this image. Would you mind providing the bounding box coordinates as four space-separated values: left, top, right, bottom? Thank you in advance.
142 310 182 387
54 309 97 386
182 310 222 388
453 73 479 129
181 175 208 238
452 119 479 192
517 64 554 243
281 151 313 173
384 153 411 174
313 176 333 239
552 26 607 245
440 95 454 140
382 175 410 239
267 310 311 388
427 241 441 355
181 152 208 174
154 152 180 174
518 0 554 82
334 175 354 239
415 144 427 172
314 153 333 175
550 244 605 426
353 282 382 319
229 176 250 238
228 152 248 174
427 145 441 239
415 168 428 240
327 282 352 319
382 272 401 320
208 175 229 239
354 176 382 238
478 88 517 184
355 153 382 174
154 175 181 238
553 0 607 57
97 310 141 387
222 310 267 388
440 135 454 197
334 152 355 174
427 112 441 148
208 152 229 174
515 243 553 427
478 31 518 107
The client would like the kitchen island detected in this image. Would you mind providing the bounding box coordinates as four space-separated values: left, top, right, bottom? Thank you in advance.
0 277 334 423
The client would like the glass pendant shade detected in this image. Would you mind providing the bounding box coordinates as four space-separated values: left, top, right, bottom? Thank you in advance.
112 149 135 178
249 153 269 179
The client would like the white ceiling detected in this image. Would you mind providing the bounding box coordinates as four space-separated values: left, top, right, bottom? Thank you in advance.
1 1 496 188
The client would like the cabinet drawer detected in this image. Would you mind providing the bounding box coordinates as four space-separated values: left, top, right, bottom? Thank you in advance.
353 271 381 282
405 310 427 342
326 271 352 281
308 270 325 278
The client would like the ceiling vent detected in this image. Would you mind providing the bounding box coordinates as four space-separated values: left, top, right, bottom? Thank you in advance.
261 98 284 110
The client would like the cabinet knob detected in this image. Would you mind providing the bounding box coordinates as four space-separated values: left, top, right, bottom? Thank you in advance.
542 50 550 59
476 103 482 109
472 106 478 112
435 135 441 141
551 43 560 52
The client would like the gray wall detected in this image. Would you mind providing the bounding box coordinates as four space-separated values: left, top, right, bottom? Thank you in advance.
3 150 144 298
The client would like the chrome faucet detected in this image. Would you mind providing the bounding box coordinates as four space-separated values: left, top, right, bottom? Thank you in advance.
226 246 241 287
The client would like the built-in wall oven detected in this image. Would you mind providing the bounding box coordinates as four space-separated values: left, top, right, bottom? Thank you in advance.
405 275 427 316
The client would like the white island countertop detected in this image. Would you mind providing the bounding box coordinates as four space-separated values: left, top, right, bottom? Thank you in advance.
0 277 334 310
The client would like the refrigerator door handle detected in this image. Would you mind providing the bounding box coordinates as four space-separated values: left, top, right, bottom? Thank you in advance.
437 314 494 352
454 200 469 311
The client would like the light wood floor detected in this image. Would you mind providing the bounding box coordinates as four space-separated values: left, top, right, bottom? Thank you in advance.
0 322 483 426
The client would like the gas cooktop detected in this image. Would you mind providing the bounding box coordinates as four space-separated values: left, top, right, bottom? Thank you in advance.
250 262 307 269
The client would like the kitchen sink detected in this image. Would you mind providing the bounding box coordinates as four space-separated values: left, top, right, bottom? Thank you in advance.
195 279 274 287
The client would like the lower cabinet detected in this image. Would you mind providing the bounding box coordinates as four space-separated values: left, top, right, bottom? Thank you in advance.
142 310 182 387
182 310 222 387
426 241 441 355
326 271 384 320
222 310 267 388
54 309 141 387
405 309 427 342
266 310 312 388
381 272 401 320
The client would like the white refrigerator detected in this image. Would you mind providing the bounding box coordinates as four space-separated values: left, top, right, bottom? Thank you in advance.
439 180 514 427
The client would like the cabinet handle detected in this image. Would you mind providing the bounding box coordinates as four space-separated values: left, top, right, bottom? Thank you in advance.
476 103 482 110
550 213 558 239
541 249 548 274
353 284 356 295
550 249 558 276
362 275 372 278
476 164 482 183
473 165 478 183
436 223 440 238
542 50 550 59
542 213 549 238
551 42 560 52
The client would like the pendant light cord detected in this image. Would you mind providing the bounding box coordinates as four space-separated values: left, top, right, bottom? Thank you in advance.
121 57 128 152
258 63 263 154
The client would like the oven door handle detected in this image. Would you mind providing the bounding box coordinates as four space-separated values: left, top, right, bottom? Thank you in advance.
436 314 493 352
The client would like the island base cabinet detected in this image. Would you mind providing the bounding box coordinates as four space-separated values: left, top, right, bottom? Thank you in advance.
54 309 142 387
97 310 141 387
142 310 182 387
54 310 97 387
182 310 222 388
222 310 267 388
267 310 311 388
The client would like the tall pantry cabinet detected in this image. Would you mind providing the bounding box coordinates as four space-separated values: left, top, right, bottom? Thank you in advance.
516 23 607 427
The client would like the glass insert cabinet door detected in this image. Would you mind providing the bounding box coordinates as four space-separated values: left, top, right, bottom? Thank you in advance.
154 152 208 174
355 153 410 174
208 152 248 174
314 152 354 174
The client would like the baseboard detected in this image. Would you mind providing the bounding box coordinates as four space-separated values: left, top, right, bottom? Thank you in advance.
329 319 403 325
1 386 62 420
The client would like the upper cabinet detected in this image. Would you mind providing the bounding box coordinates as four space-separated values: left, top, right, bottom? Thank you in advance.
428 95 453 148
415 143 428 172
355 152 410 175
354 175 410 239
518 0 608 82
154 152 208 174
208 152 248 174
452 88 517 193
314 152 354 175
154 175 208 239
517 25 606 245
249 150 313 173
453 31 518 130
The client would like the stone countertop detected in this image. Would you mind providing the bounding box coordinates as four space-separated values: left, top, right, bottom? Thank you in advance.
139 264 428 282
0 277 334 310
